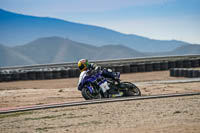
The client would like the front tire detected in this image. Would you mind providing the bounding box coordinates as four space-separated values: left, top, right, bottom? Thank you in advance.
81 85 101 100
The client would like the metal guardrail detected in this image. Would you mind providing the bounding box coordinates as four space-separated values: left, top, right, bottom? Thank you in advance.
0 92 200 114
1 54 200 71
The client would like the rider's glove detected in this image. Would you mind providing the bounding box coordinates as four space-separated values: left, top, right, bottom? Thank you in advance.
90 63 101 71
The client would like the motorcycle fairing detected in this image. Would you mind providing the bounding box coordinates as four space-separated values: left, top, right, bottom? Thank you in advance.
78 70 102 91
78 70 110 94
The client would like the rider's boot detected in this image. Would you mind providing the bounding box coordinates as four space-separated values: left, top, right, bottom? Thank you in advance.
111 91 123 98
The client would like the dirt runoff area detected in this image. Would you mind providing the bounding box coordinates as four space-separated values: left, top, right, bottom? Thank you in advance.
0 70 200 133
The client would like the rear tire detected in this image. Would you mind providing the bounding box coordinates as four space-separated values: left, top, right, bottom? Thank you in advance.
122 82 141 96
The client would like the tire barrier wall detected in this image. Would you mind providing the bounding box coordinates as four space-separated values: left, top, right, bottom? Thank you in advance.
170 68 200 78
0 58 200 82
0 68 80 82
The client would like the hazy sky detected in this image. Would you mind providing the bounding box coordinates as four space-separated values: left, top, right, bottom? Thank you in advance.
0 0 200 44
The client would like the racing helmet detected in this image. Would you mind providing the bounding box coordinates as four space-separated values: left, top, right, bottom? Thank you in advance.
78 59 89 72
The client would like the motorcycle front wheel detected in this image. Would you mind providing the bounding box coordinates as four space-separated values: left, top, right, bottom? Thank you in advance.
81 85 101 100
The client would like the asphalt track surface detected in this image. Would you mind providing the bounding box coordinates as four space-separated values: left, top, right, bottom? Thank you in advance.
0 92 200 114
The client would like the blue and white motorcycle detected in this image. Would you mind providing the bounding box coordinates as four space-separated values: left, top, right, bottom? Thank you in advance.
78 70 141 100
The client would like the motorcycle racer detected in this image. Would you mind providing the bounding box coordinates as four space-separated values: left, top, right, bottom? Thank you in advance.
77 59 120 97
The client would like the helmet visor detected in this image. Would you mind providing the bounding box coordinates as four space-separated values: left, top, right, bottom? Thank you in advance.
79 63 85 72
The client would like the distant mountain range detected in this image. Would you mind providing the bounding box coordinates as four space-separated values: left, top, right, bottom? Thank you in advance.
0 9 196 52
0 37 146 67
0 44 37 67
0 36 200 67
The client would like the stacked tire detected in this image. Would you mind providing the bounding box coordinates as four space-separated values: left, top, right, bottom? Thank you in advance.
170 68 200 78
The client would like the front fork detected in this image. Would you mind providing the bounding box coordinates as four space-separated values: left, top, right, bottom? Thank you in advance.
86 83 101 95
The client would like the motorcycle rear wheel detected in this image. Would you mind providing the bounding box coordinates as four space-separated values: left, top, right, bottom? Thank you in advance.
121 82 141 96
